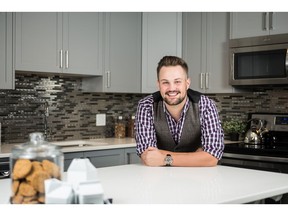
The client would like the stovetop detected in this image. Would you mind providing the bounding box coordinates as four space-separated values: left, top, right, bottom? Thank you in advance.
224 142 288 158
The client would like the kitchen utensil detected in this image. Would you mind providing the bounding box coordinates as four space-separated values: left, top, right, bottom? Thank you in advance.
244 119 264 144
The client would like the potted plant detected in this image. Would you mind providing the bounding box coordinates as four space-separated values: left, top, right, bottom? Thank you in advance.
222 118 246 141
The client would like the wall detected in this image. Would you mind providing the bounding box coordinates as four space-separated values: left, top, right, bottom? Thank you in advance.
0 73 288 144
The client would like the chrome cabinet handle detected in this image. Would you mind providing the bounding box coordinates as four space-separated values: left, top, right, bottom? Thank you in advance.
65 50 69 69
285 49 288 72
200 73 204 89
262 12 268 31
269 12 274 30
60 49 63 68
106 71 111 88
205 73 209 89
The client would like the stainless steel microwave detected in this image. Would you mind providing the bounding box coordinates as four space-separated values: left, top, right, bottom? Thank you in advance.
229 34 288 86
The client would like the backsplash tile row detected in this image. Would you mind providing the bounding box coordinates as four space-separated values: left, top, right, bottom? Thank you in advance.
0 73 288 144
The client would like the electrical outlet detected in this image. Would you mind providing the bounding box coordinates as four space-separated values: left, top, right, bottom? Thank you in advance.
96 114 106 126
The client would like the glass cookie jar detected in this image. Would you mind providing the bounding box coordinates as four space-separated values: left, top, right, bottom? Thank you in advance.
10 132 63 204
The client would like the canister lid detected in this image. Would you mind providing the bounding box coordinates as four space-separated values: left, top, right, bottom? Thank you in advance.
11 132 62 159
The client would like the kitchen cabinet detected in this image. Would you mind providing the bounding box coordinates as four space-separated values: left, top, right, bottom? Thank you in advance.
124 147 141 164
82 12 142 93
63 147 140 171
0 12 14 89
230 12 288 39
15 12 103 76
141 12 182 94
64 152 84 171
182 12 234 93
84 149 125 168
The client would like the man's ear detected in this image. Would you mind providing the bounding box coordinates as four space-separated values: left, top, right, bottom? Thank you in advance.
186 78 191 89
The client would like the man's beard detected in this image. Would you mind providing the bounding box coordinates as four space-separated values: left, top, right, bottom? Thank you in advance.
163 91 185 106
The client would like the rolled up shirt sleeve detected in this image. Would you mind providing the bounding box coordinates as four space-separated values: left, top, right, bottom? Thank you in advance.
199 95 224 160
135 96 157 156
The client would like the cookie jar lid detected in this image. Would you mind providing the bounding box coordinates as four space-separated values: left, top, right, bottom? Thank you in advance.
11 132 63 159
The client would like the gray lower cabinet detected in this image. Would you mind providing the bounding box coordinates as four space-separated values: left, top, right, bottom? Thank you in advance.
63 147 140 171
84 149 125 168
63 152 84 171
124 147 141 164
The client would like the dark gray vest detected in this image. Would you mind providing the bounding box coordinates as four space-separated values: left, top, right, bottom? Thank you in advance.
152 89 202 152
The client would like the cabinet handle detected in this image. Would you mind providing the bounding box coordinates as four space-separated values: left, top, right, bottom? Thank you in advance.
106 71 111 88
205 73 209 89
262 12 268 31
65 50 69 69
285 49 288 72
269 12 274 30
60 49 63 68
200 73 204 89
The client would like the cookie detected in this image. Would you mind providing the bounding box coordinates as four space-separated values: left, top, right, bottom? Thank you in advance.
26 161 43 182
31 170 51 193
12 180 20 195
38 193 45 203
13 159 32 179
18 181 37 197
12 194 24 204
42 159 61 178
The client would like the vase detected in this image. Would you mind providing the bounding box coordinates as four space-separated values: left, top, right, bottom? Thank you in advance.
229 133 239 141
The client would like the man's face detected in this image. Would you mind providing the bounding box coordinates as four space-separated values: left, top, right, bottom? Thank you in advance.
157 65 190 106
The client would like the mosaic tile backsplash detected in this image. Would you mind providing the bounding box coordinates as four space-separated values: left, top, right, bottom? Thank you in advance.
0 73 288 144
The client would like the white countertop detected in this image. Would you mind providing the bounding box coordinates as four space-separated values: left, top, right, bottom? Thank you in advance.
2 164 288 204
0 138 137 158
0 138 237 158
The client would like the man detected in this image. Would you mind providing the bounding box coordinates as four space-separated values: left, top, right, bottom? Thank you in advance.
135 56 224 167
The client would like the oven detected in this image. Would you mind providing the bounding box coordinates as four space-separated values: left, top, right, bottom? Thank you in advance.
220 113 288 203
0 157 10 179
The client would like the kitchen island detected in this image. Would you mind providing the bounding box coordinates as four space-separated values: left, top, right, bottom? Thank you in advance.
1 164 288 204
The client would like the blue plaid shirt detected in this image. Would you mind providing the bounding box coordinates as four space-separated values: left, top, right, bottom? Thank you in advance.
135 94 224 160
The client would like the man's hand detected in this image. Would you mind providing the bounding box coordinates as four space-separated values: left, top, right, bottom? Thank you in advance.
141 147 166 166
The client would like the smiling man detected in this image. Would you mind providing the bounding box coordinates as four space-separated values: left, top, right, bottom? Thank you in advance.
135 56 224 167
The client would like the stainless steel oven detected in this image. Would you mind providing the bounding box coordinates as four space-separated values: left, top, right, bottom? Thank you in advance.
220 113 288 203
0 157 10 179
229 34 288 86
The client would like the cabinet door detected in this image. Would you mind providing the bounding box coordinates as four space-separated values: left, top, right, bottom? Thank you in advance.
64 152 84 171
124 147 141 164
205 13 232 93
182 12 203 92
15 12 62 73
270 12 288 35
62 12 103 76
230 12 288 39
103 12 141 93
0 13 14 89
183 12 233 93
230 12 266 39
84 149 125 168
142 12 182 93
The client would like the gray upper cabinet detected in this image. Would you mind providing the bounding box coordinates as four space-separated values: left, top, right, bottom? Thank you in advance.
15 12 103 76
141 12 182 94
230 12 288 39
182 12 234 93
0 13 14 89
15 13 62 73
62 13 103 76
82 12 142 93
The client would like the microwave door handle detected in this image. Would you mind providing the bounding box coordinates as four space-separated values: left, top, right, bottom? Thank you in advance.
286 49 288 72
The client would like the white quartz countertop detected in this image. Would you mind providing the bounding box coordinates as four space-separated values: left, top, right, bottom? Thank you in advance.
0 138 237 158
1 164 288 204
0 138 137 158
